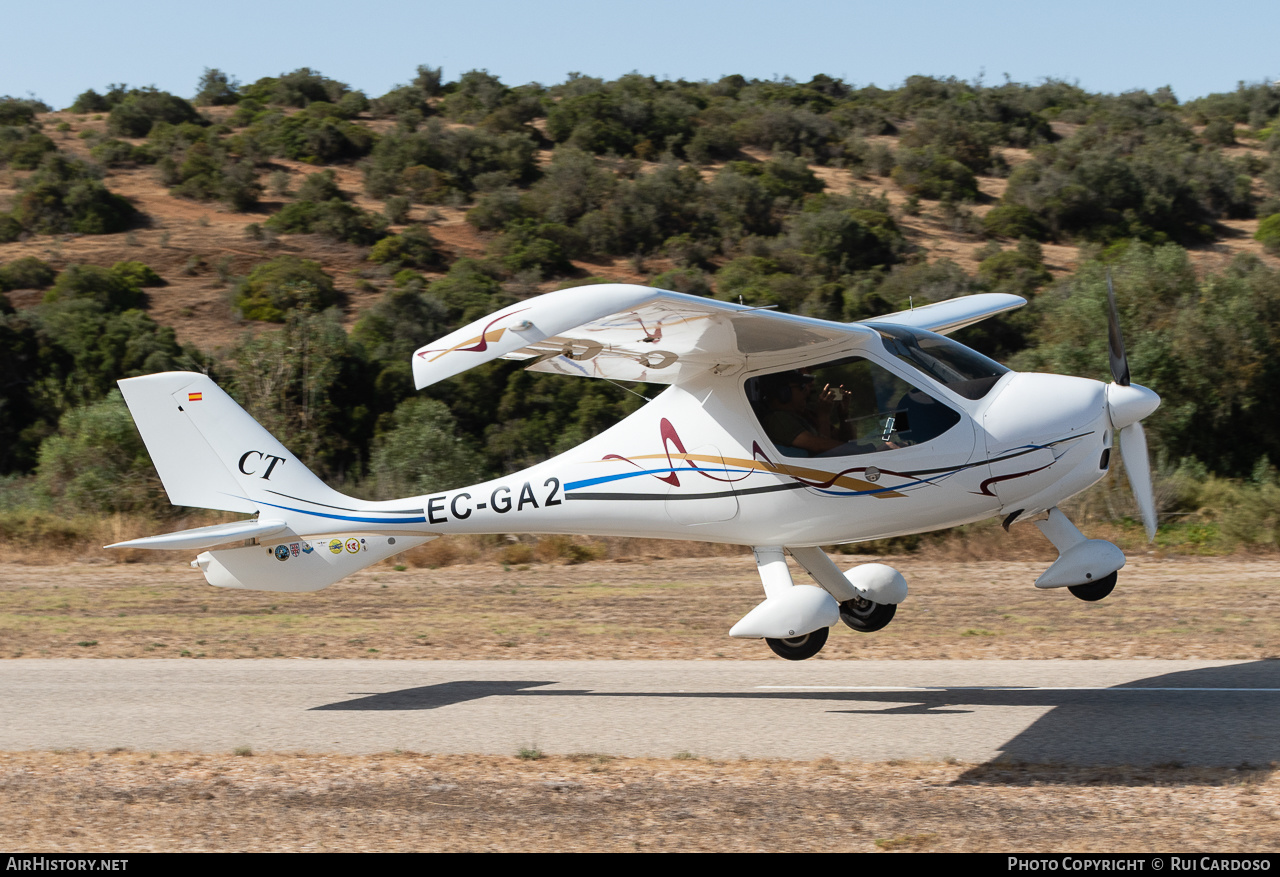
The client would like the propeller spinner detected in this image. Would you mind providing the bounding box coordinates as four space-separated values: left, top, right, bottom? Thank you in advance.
1104 273 1161 541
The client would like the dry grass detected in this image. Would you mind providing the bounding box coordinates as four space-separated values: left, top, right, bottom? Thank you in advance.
2 554 1278 661
2 750 1276 852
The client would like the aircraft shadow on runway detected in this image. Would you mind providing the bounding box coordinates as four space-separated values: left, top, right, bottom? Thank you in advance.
311 662 1279 777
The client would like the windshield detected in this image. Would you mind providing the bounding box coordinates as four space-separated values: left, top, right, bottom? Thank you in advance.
867 324 1010 400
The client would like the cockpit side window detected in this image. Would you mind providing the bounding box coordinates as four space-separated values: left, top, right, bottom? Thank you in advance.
868 323 1010 400
744 355 962 458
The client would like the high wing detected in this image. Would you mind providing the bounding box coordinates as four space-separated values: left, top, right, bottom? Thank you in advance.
412 284 871 389
860 292 1025 335
411 285 1027 389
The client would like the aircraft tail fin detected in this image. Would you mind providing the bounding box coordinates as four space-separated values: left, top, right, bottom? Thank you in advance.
117 371 349 514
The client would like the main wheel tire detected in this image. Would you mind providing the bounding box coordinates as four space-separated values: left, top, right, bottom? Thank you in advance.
765 626 829 661
839 597 897 632
1068 572 1117 602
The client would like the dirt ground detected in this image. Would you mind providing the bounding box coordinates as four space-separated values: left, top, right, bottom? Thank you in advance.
2 750 1277 853
2 555 1278 851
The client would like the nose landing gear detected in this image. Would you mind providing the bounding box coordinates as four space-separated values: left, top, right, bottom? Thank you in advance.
1067 571 1118 602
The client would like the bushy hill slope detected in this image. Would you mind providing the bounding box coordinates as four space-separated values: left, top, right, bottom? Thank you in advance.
4 72 1280 542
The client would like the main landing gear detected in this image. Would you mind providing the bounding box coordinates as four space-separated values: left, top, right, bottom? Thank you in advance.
839 596 897 632
733 547 907 660
766 627 829 661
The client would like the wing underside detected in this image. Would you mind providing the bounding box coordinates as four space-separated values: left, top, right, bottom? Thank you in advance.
412 285 867 388
412 285 1025 388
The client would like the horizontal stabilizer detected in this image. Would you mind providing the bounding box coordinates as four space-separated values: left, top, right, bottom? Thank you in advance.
106 519 289 551
863 293 1026 335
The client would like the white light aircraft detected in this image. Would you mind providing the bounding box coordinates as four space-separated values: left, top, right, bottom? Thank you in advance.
110 279 1159 660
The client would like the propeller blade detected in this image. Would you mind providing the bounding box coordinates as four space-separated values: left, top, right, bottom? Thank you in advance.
1118 422 1156 542
1106 272 1131 387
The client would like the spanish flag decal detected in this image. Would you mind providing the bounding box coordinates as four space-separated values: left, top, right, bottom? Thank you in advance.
188 392 203 402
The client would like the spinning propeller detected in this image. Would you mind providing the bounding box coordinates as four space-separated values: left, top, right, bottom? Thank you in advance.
1103 273 1161 541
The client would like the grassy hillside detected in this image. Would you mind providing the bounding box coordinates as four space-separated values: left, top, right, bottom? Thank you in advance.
4 71 1280 552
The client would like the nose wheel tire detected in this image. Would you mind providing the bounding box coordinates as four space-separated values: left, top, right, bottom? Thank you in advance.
1067 572 1117 602
839 597 897 632
765 626 829 660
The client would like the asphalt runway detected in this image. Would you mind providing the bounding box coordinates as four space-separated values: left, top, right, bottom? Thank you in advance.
2 659 1277 766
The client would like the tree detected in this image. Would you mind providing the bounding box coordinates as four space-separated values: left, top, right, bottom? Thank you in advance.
35 391 165 512
195 68 240 106
368 397 485 498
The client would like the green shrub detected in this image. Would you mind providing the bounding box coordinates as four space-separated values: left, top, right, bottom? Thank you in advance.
351 282 451 364
35 390 166 512
296 169 343 202
0 256 56 291
12 154 137 236
336 91 369 118
371 85 431 120
232 256 339 321
730 105 837 161
44 264 145 311
362 121 538 199
264 198 386 246
488 220 577 277
982 203 1048 240
110 261 164 288
890 147 979 201
384 195 411 224
107 88 203 138
424 258 505 324
713 255 821 312
249 108 375 163
241 68 351 108
465 187 528 231
575 161 708 255
0 96 49 126
0 126 56 169
440 70 511 123
228 98 266 128
68 86 127 114
786 197 906 275
367 226 444 269
1000 112 1253 243
89 137 153 167
0 213 20 243
1202 117 1237 146
722 154 824 204
545 76 698 158
649 266 713 296
1256 213 1280 255
165 140 262 211
521 149 614 227
686 124 740 164
977 246 1052 295
229 306 363 472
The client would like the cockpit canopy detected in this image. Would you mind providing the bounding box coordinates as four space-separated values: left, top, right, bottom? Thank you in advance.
867 323 1009 401
744 328 1007 458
